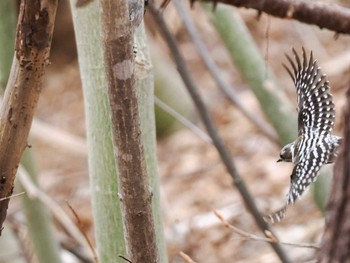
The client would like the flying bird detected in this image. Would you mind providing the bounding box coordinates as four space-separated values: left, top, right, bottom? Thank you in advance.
266 48 342 223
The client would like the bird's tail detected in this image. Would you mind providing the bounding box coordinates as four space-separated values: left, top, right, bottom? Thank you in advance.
264 205 288 224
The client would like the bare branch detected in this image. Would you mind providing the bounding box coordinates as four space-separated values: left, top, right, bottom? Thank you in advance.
198 0 350 34
148 3 291 262
0 0 58 232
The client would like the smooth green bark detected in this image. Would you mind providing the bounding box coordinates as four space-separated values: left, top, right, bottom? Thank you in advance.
71 2 167 262
70 2 126 261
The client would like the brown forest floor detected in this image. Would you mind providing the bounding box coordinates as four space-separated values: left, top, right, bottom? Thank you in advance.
6 0 350 262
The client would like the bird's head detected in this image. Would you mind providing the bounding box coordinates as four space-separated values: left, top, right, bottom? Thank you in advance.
278 142 294 163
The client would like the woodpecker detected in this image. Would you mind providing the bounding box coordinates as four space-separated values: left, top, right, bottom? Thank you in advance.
266 48 342 223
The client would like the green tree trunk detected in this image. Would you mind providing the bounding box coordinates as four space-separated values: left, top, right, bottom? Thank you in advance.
70 2 126 261
70 2 167 262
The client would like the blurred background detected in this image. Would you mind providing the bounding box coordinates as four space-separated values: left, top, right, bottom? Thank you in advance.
1 0 350 262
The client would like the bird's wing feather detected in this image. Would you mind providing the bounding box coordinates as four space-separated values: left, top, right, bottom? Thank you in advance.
264 205 288 224
283 48 335 136
287 140 330 204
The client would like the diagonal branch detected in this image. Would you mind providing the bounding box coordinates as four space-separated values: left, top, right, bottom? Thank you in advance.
197 0 350 34
0 0 58 233
148 3 291 263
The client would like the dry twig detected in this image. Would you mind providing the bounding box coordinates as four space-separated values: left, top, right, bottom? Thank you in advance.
0 192 25 201
214 210 319 249
66 202 99 263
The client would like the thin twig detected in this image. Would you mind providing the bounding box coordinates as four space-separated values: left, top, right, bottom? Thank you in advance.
66 202 99 263
148 3 291 262
119 255 132 263
154 96 212 143
0 192 25 201
173 0 278 144
214 210 319 249
179 251 197 263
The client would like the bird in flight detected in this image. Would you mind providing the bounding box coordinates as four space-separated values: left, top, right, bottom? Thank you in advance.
265 48 342 223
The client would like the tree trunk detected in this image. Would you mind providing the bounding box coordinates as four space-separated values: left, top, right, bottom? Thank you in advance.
98 0 159 262
70 2 127 261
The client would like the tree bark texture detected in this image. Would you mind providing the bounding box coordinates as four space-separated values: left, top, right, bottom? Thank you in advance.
317 89 350 262
98 0 158 262
0 0 58 233
200 0 350 34
134 23 169 263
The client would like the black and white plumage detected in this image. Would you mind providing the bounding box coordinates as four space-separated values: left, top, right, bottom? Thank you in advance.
266 48 342 223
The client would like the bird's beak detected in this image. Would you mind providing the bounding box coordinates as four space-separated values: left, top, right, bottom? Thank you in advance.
277 158 282 163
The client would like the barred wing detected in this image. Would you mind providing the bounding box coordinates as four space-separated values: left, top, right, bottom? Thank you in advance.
283 48 335 136
287 140 330 204
266 142 330 223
